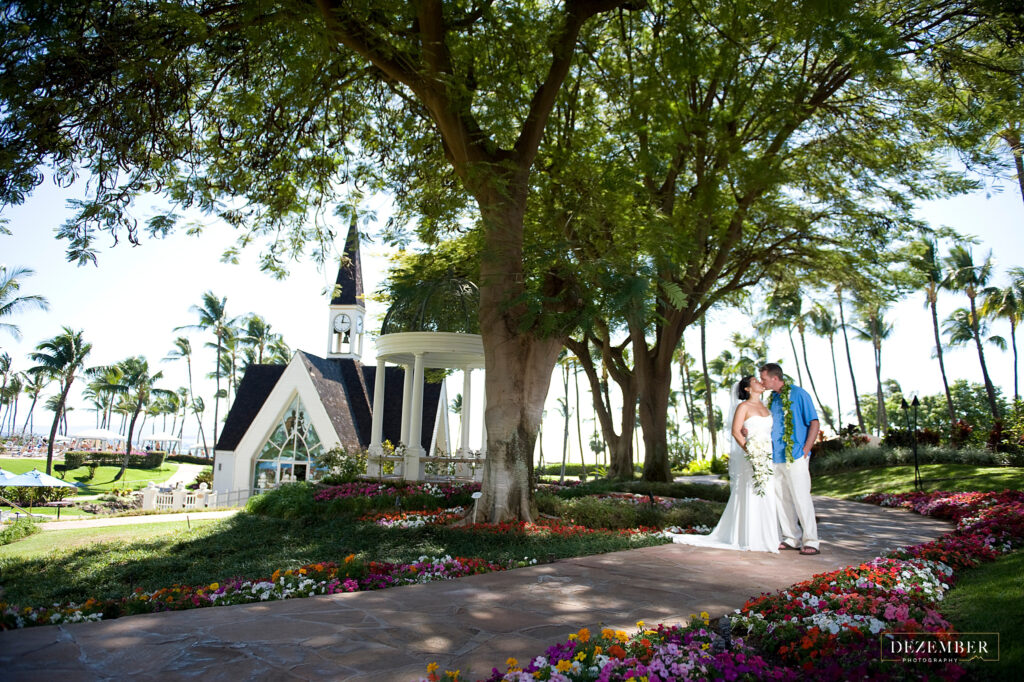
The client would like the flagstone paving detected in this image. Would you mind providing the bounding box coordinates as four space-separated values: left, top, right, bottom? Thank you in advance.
0 496 953 681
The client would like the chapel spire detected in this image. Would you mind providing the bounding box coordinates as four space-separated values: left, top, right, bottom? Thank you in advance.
331 216 364 306
326 215 366 359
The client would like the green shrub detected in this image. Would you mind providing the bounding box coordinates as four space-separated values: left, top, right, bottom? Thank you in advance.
62 452 86 469
316 446 366 484
662 500 726 529
246 483 317 520
187 468 214 490
66 450 167 469
167 453 214 465
0 518 41 546
808 445 1013 475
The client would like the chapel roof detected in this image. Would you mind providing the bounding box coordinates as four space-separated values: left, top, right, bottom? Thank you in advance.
330 217 364 307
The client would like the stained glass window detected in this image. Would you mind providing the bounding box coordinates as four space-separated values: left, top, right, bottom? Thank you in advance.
253 396 325 489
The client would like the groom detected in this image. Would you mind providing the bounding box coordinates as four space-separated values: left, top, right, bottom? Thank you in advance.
759 363 821 556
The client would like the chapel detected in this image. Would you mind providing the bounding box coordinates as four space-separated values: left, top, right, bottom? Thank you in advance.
210 222 449 499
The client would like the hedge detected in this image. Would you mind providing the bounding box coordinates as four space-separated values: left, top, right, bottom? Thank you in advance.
61 450 167 469
166 453 215 465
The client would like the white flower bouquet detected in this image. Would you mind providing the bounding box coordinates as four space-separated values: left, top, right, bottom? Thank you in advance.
744 435 774 497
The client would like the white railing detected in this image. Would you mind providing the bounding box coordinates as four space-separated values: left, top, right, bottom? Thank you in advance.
141 482 219 512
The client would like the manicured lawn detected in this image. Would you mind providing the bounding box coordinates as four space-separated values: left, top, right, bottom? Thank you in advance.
0 511 666 607
812 464 1024 498
942 548 1024 681
0 520 220 561
0 457 178 495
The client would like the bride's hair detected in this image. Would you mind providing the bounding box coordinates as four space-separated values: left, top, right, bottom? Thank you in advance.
737 376 753 401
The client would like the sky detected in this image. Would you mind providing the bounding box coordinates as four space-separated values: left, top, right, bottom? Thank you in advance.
2 170 1023 461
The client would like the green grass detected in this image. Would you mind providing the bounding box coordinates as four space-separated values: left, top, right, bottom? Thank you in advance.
0 457 178 495
812 464 1024 498
0 520 220 560
942 548 1024 681
0 511 667 607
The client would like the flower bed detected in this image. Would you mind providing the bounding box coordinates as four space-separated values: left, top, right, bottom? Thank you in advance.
360 508 467 529
314 481 481 503
0 553 534 630
425 490 1024 681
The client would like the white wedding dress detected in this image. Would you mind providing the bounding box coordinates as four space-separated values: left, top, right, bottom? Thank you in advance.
671 414 780 552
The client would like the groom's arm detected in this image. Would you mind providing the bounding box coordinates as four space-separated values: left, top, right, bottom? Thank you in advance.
803 420 820 457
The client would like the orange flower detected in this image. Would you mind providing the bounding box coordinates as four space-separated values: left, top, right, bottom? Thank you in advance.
608 644 627 660
577 627 591 643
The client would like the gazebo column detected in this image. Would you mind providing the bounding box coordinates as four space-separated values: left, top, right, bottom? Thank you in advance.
404 352 426 480
459 368 473 456
400 362 415 449
367 358 387 476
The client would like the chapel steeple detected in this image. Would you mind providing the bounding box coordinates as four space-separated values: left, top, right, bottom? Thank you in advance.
326 217 366 359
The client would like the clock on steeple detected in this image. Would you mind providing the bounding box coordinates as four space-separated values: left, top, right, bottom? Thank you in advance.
326 219 366 359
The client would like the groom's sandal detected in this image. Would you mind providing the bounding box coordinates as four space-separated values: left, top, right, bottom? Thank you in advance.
779 542 799 551
800 547 821 555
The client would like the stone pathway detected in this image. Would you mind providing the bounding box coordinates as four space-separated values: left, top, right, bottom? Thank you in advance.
0 496 953 681
162 462 208 488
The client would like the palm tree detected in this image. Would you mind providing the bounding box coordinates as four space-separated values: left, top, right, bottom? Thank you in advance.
20 369 49 438
943 308 1006 418
944 246 1000 417
981 267 1024 400
835 285 866 431
240 314 287 368
909 238 957 432
177 292 236 449
852 303 894 436
759 287 805 386
1 372 24 437
808 303 843 432
0 265 49 340
164 336 208 453
29 328 93 474
98 356 174 481
0 353 11 430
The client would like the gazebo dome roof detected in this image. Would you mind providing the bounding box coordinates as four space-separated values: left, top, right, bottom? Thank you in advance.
381 277 480 335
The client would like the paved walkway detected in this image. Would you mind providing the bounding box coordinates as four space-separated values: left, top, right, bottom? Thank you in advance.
162 463 208 488
0 496 953 681
38 509 240 531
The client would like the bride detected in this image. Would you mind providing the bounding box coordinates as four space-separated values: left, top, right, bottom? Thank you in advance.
671 376 780 552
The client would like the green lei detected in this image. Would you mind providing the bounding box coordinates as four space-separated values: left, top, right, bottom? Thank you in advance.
768 383 795 464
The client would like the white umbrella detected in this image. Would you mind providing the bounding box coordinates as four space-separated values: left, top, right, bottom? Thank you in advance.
0 468 18 482
5 468 78 517
72 428 126 441
6 468 78 488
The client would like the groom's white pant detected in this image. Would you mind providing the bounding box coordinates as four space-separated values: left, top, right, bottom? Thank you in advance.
775 457 819 550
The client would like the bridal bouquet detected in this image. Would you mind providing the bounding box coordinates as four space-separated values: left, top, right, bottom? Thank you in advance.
744 436 774 497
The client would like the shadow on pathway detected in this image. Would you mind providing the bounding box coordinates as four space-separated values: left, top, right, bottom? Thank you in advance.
0 496 952 681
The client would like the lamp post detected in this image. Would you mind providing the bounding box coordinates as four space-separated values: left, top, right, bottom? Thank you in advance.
901 397 922 491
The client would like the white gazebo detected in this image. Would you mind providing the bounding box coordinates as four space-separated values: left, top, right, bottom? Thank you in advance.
367 278 486 481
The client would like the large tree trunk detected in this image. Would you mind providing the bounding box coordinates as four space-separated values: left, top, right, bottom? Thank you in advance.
474 199 564 522
565 336 636 480
1011 322 1019 401
637 348 674 482
837 288 866 431
928 286 957 430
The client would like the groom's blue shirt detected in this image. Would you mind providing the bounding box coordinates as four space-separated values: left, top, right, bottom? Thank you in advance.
769 384 818 463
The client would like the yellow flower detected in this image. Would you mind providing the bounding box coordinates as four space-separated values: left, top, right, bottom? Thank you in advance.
700 611 710 619
636 620 645 629
701 643 710 650
616 630 628 643
445 670 460 679
568 633 577 641
594 646 603 655
506 657 518 668
555 659 572 672
209 583 219 590
575 651 587 662
427 662 439 673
